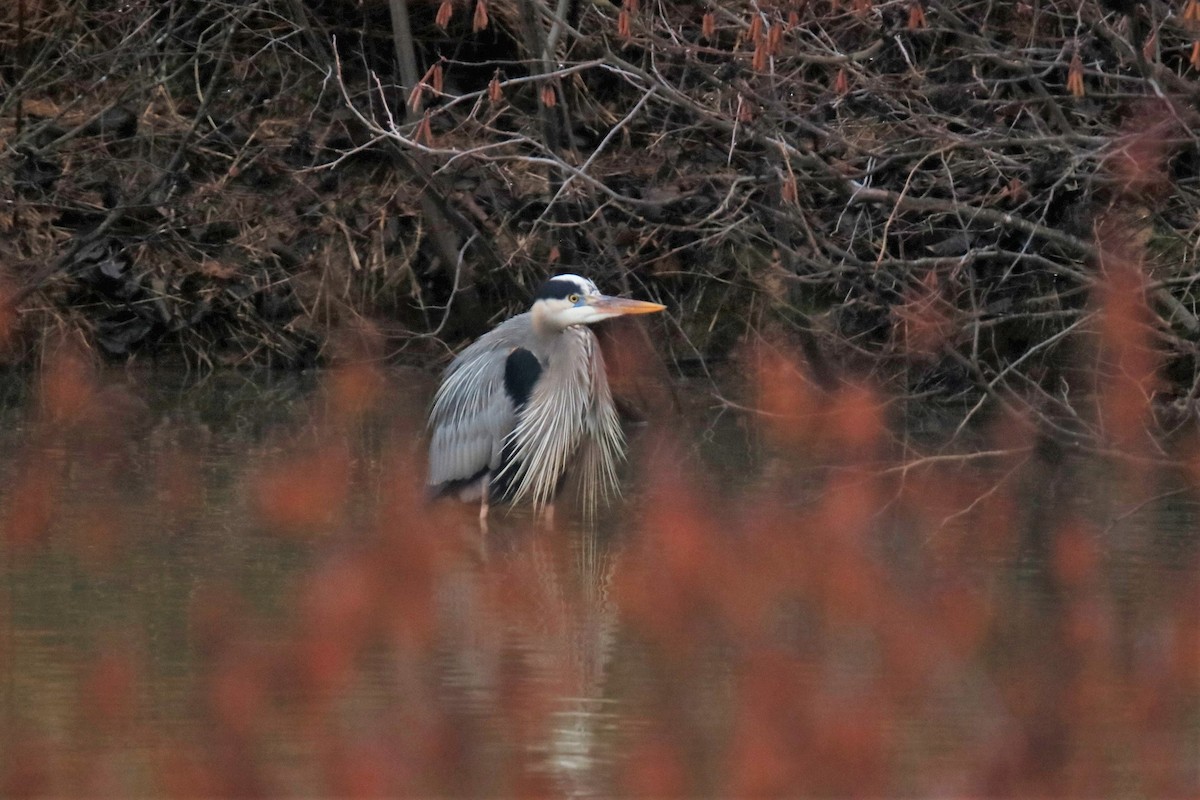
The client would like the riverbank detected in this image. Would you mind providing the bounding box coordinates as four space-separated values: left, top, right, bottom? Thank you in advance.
3 1 1199 439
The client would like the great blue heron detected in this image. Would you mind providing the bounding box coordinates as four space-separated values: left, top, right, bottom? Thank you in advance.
427 274 666 522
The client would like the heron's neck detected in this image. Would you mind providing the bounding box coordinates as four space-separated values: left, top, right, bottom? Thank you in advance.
531 303 570 337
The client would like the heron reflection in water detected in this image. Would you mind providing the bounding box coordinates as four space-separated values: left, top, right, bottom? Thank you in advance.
427 274 666 524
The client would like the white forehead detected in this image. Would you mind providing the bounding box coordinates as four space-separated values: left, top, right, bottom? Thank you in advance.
551 273 600 295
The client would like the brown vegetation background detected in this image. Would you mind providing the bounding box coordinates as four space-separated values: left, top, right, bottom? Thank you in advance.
1 3 1199 794
3 1 1200 421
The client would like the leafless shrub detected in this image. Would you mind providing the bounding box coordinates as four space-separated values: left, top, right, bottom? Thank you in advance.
3 1 1200 442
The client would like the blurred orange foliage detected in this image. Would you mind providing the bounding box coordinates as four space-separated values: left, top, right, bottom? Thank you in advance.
254 442 351 535
0 315 1197 797
1094 216 1159 452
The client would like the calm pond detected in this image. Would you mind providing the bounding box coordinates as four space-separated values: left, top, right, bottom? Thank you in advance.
0 364 1196 796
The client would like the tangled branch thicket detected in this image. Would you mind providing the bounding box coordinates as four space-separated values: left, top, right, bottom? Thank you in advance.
3 0 1200 429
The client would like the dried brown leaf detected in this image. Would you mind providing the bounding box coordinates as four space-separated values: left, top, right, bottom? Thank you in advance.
781 170 798 206
436 0 453 28
767 22 783 55
421 62 444 95
752 41 767 71
406 83 424 114
414 112 433 145
907 2 926 30
834 67 850 95
1067 51 1085 97
736 94 753 122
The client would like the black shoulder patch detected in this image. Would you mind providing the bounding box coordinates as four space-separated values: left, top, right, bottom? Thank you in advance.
503 347 542 409
535 278 580 301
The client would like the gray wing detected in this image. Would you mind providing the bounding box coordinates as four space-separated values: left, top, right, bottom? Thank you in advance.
498 327 624 515
427 314 533 493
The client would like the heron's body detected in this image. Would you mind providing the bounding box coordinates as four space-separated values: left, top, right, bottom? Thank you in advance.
426 275 664 520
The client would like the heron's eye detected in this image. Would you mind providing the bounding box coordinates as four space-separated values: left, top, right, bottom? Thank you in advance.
568 293 580 303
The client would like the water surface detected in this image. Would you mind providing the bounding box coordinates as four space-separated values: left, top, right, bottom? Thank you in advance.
0 365 1196 796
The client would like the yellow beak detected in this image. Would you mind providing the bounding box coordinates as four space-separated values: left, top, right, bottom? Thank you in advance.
587 296 667 316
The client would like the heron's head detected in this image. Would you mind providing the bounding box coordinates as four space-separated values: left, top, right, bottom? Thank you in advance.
531 274 666 331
